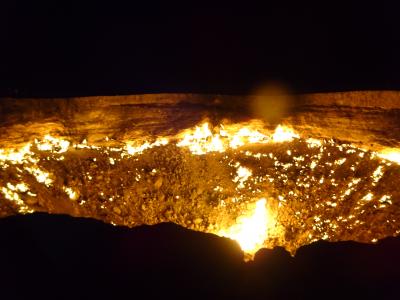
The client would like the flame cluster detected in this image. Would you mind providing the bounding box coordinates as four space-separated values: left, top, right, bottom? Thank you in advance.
0 120 400 257
176 121 299 155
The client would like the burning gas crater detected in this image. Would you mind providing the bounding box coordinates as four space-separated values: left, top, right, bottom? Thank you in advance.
1 120 400 259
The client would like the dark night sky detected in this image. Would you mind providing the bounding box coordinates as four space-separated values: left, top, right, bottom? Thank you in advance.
1 2 400 299
0 2 400 97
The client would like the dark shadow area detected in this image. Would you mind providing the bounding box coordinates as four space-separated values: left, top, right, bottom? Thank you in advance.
0 213 398 299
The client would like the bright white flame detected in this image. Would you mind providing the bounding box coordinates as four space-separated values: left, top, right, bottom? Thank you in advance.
36 135 70 153
2 186 22 204
1 182 32 213
310 161 318 169
362 193 374 201
176 120 272 154
7 182 29 193
126 138 169 155
306 138 322 148
176 123 221 155
372 165 384 184
218 198 269 254
206 134 225 153
378 148 400 165
233 165 252 189
63 186 78 200
334 158 347 165
126 141 151 155
228 127 269 148
272 125 299 142
25 167 53 186
0 144 34 164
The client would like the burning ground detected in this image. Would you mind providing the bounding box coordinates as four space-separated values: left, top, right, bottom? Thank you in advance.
1 120 399 258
